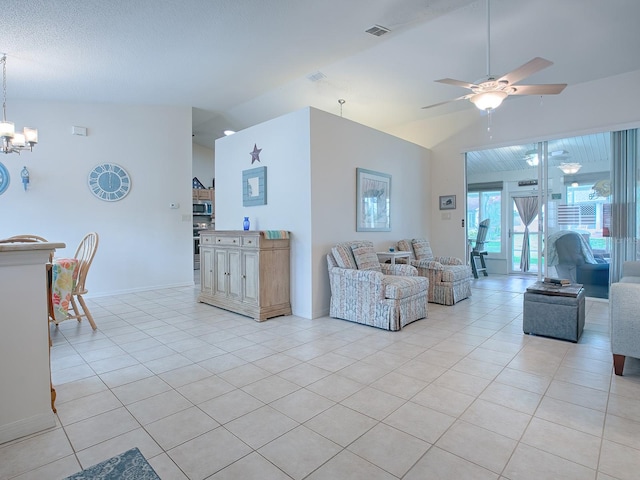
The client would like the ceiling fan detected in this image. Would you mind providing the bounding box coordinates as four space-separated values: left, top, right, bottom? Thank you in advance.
422 0 567 112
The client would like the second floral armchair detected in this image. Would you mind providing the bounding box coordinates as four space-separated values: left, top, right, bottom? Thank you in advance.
396 238 472 305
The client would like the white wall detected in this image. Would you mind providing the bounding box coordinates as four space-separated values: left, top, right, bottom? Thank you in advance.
0 100 194 295
390 69 640 260
192 142 215 189
215 107 430 318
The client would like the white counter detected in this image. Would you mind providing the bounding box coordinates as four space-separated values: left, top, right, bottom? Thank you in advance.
0 242 64 443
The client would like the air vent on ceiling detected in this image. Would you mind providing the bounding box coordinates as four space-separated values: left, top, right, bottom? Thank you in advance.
306 71 327 82
365 24 390 36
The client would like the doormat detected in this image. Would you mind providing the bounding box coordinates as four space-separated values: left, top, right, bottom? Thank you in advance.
64 447 160 479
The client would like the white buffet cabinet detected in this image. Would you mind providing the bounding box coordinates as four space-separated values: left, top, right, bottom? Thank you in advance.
198 230 291 321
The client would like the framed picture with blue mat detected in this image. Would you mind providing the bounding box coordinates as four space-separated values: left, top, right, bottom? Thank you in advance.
64 448 160 480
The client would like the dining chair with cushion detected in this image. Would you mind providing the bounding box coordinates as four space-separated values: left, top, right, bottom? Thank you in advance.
64 232 99 330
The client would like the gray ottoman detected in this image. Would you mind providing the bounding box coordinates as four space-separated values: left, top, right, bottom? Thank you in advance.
523 283 585 342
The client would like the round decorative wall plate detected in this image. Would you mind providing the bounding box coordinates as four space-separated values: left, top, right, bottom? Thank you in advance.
87 163 131 201
0 162 9 195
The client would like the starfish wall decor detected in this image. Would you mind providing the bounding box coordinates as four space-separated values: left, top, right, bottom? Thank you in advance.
250 144 262 164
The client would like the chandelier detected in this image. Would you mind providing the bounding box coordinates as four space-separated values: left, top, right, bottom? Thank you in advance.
0 55 38 154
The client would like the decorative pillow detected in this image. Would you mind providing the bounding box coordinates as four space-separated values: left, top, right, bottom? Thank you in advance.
351 245 382 272
332 245 357 269
412 239 434 260
397 239 412 253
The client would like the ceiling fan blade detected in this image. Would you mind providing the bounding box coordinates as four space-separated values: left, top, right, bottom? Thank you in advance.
498 57 553 85
509 84 567 95
435 78 478 90
422 93 473 110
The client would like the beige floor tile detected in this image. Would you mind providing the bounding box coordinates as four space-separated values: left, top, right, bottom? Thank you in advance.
503 443 596 480
259 425 341 479
110 375 172 405
607 393 640 423
270 388 334 423
176 374 236 404
225 405 298 449
452 357 505 379
535 397 605 437
10 455 81 480
393 358 448 383
603 414 640 450
253 352 302 373
460 399 531 440
347 423 430 477
158 363 212 388
479 382 541 415
167 427 252 480
435 420 517 473
74 427 163 469
306 449 396 480
404 446 498 480
432 369 492 397
340 386 406 421
217 363 271 388
521 417 601 469
241 374 300 403
145 406 219 450
411 383 476 417
598 439 640 480
336 360 392 384
64 407 140 451
146 452 189 480
53 376 109 404
210 452 292 480
546 379 609 411
198 389 264 424
55 389 123 426
494 367 551 394
304 404 377 447
126 389 193 425
0 428 74 478
370 371 429 399
277 362 332 386
306 372 366 402
383 401 455 443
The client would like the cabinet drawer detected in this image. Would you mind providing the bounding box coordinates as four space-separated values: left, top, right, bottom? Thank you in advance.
241 236 259 247
215 236 240 246
200 235 214 245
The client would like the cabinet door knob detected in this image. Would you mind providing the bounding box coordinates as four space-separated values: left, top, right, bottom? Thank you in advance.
242 274 246 279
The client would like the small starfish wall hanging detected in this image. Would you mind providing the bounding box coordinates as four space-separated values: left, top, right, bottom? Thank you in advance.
250 144 262 164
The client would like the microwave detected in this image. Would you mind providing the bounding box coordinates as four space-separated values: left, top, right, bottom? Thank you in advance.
193 201 212 215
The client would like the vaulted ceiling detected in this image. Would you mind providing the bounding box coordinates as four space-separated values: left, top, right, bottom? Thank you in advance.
5 0 640 151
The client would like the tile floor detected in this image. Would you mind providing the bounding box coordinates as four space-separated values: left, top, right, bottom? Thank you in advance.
1 275 640 480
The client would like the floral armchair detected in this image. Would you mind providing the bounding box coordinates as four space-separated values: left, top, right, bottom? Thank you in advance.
327 240 429 331
396 239 472 305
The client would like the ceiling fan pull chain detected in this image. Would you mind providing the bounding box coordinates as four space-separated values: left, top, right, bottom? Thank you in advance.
487 109 493 140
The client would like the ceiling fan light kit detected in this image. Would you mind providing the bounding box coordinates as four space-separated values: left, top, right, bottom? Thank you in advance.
470 90 507 111
422 0 566 113
558 162 582 174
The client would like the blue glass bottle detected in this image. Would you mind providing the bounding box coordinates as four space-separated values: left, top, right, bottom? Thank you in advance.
243 217 250 231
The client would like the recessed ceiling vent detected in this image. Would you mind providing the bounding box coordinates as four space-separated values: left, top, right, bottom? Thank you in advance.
306 71 326 82
365 25 390 36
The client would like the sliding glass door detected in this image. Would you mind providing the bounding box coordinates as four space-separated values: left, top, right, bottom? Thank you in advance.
466 129 639 298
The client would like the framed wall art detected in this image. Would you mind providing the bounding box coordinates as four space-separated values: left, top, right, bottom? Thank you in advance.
356 168 391 232
243 166 267 206
439 194 456 210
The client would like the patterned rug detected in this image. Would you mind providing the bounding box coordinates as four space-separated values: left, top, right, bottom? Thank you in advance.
64 447 160 479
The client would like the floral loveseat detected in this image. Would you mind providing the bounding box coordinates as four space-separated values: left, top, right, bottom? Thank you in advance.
396 238 472 306
327 240 429 331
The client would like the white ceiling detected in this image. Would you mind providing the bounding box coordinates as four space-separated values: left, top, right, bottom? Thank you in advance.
4 0 640 151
